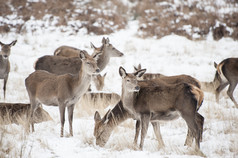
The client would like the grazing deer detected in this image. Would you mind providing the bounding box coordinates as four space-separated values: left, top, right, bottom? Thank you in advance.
0 103 52 125
214 58 237 107
94 100 204 149
200 58 238 107
76 92 120 117
53 37 124 71
95 67 203 150
25 50 101 137
0 40 17 99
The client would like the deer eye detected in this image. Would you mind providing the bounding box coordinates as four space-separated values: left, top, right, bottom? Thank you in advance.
86 62 90 65
126 79 130 82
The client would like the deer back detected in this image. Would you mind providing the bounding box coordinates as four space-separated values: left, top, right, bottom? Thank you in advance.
54 45 81 57
0 103 52 125
34 55 82 75
216 58 238 82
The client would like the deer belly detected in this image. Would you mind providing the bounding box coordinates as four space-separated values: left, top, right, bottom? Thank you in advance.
65 95 82 106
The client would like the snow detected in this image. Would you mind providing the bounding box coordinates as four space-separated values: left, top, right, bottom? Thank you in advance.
0 20 238 158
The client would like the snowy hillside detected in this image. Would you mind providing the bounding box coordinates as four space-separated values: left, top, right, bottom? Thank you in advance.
0 20 237 158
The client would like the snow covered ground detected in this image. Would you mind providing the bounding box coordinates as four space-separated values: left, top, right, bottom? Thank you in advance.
0 21 238 158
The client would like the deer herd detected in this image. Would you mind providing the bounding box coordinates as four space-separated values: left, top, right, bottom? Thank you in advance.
0 37 237 153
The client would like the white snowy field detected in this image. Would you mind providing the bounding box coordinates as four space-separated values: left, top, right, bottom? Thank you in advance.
0 21 238 158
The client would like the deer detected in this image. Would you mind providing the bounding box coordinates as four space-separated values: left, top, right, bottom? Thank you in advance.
91 73 107 91
25 50 101 137
53 37 124 71
133 63 203 144
201 58 238 107
134 64 165 80
0 40 17 99
94 67 204 151
35 37 123 90
0 102 52 125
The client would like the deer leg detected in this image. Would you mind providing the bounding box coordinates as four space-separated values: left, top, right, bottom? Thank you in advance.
215 82 229 103
29 99 38 133
227 82 238 107
3 76 8 99
151 122 165 148
59 105 66 137
195 112 204 142
181 112 200 150
185 112 204 146
67 104 75 136
184 129 193 147
134 120 140 145
139 114 150 150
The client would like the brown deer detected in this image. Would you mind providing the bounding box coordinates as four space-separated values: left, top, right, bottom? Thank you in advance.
0 103 52 125
133 64 203 145
92 73 107 91
76 92 120 117
53 37 124 71
25 50 101 137
35 37 123 90
0 40 17 99
201 58 238 107
94 67 204 150
54 46 81 57
214 58 238 107
94 100 204 150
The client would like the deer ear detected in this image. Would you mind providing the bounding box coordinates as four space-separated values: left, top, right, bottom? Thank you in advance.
79 50 87 60
102 37 106 44
103 73 107 77
106 38 110 44
94 111 101 123
214 62 218 69
10 40 17 46
103 109 111 124
90 42 96 49
134 66 138 72
0 41 4 46
93 52 102 60
135 69 146 78
119 66 127 78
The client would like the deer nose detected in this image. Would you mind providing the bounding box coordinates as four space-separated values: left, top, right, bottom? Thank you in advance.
96 69 100 73
3 55 8 58
135 86 140 91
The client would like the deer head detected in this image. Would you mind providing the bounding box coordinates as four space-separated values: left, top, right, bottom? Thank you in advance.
119 66 146 92
94 110 112 147
0 40 17 59
80 50 101 75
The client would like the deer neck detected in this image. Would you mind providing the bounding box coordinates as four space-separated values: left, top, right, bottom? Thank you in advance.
121 86 137 117
73 64 91 95
107 101 130 129
96 47 110 71
0 55 8 63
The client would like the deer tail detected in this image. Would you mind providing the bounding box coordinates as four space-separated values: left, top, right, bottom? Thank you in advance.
189 84 204 111
217 62 225 76
33 58 39 70
54 49 61 56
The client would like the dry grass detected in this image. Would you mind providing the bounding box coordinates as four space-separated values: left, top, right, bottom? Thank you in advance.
1 0 237 40
0 124 33 158
134 0 238 40
75 93 120 117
